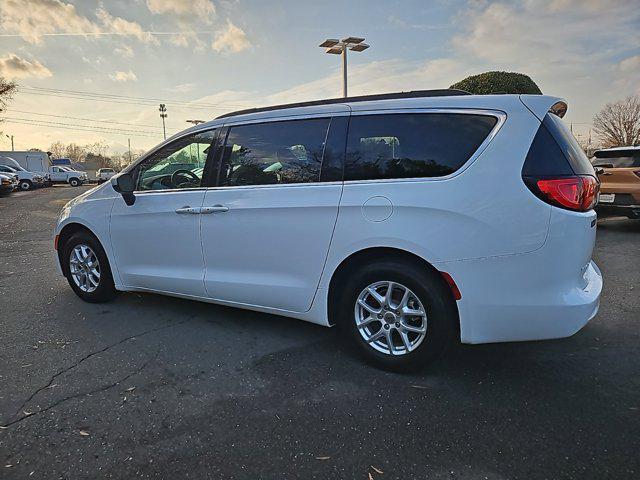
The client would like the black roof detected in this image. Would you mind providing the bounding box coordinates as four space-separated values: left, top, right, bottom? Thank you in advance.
216 89 471 119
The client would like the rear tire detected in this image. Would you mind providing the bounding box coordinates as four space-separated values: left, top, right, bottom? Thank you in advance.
335 259 458 372
19 180 33 191
61 231 117 303
69 178 80 187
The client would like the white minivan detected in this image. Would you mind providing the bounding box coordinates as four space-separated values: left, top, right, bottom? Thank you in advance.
54 91 602 370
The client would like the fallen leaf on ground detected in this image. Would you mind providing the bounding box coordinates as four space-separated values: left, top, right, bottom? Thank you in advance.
315 456 331 460
372 465 384 474
79 430 90 436
125 387 136 392
410 385 429 390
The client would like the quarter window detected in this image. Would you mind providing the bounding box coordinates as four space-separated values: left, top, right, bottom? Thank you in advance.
218 118 330 186
137 130 217 191
344 113 498 181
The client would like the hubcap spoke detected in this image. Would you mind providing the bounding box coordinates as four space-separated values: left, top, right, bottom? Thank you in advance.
358 299 382 315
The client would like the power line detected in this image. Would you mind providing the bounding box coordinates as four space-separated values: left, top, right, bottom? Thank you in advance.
6 109 163 129
2 119 162 138
21 86 253 110
4 117 161 135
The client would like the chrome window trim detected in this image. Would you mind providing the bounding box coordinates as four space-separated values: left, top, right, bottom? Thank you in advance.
132 108 506 193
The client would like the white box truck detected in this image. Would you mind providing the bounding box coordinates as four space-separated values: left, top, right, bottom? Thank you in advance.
0 151 50 173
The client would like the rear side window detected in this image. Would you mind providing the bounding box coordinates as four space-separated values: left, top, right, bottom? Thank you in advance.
344 113 498 181
523 113 596 178
218 118 330 186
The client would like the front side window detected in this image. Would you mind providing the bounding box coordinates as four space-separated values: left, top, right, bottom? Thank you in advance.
218 118 330 187
344 113 498 181
137 130 217 191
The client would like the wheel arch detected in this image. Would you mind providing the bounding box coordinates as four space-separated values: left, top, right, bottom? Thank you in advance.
326 246 460 337
56 222 101 275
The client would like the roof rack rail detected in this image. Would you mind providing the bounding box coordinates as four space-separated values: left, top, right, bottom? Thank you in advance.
216 89 471 119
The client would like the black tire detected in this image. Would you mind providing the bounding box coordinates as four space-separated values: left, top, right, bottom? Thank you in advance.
335 259 458 372
61 231 117 303
19 180 33 191
69 178 80 187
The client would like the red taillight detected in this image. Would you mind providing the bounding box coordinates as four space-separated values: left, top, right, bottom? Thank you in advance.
535 176 598 212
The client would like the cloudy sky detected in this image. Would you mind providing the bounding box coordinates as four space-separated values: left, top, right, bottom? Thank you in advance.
0 0 638 154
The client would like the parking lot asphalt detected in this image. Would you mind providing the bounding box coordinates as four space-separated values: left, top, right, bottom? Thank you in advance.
1 185 639 479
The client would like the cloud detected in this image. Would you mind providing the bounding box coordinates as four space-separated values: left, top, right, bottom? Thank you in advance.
146 0 216 24
0 0 100 44
109 70 137 82
96 8 158 45
167 83 197 93
0 0 158 45
212 20 251 54
619 55 640 72
0 53 53 79
113 45 135 58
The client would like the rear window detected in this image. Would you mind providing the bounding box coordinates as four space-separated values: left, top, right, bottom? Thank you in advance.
344 113 498 181
592 150 640 168
542 113 595 175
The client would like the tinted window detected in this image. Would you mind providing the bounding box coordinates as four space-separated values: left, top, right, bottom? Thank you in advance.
592 150 640 168
137 130 217 191
344 113 498 181
542 113 595 175
218 118 330 186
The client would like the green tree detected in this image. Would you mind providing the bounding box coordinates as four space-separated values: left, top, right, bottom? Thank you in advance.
450 71 542 95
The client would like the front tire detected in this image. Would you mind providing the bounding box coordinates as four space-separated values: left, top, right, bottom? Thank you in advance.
336 259 458 372
61 231 117 303
19 180 33 191
69 178 80 187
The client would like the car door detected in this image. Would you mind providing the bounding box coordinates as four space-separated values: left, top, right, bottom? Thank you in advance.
109 129 218 296
50 167 66 182
200 113 348 313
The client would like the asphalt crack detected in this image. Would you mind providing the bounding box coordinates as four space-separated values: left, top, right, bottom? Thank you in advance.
3 318 191 427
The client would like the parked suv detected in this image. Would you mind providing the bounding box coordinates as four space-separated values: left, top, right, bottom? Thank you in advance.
591 146 640 219
49 165 88 187
0 163 45 190
53 91 602 370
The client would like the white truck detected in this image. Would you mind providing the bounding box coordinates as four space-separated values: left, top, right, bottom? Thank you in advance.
96 167 117 182
0 161 45 190
0 152 51 188
48 165 88 186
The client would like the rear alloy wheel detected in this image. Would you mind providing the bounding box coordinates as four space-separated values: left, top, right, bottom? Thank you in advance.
69 178 80 187
19 180 32 191
62 231 117 303
337 259 457 371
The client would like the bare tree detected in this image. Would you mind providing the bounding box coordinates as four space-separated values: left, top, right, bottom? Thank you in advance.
593 95 640 148
0 76 17 117
65 143 87 163
49 141 66 159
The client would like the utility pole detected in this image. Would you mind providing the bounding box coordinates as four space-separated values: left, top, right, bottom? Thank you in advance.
128 138 132 163
159 104 167 140
319 37 370 98
5 134 14 151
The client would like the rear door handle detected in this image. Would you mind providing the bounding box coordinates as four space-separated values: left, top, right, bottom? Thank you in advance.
175 206 201 214
201 205 229 214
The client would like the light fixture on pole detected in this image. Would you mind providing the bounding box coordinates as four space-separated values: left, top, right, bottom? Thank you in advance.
319 36 369 98
159 103 168 140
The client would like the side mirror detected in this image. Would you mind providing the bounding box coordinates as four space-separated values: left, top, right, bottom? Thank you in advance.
111 173 136 206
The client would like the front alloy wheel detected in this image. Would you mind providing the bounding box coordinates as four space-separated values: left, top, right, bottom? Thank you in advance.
355 281 428 356
69 244 101 292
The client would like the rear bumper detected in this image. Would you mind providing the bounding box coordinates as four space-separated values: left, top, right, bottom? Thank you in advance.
596 204 640 219
438 209 602 344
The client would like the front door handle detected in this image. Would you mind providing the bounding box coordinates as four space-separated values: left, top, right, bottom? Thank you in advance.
175 206 201 214
201 205 229 214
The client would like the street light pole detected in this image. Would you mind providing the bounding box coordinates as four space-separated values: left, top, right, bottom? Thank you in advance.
319 37 369 98
5 134 14 151
159 103 167 140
